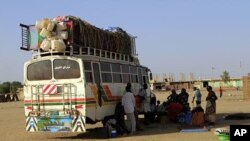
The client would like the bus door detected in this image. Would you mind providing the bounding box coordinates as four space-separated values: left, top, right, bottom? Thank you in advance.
92 63 104 119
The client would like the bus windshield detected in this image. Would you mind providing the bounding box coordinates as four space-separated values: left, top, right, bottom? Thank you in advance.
27 60 52 81
27 59 80 81
53 59 80 79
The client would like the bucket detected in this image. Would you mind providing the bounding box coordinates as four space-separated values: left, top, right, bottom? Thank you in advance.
185 112 192 125
111 130 117 138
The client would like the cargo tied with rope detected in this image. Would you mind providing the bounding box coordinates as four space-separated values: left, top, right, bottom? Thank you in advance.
31 16 136 56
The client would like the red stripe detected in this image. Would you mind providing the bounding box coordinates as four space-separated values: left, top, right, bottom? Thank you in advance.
42 85 51 93
26 106 32 110
24 98 96 103
103 85 113 98
75 105 83 109
48 85 57 94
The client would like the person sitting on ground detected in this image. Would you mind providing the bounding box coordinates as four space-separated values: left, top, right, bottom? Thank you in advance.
114 102 129 134
168 102 183 122
156 101 167 122
191 101 204 126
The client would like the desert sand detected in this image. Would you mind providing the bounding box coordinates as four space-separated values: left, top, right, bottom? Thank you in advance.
0 89 250 141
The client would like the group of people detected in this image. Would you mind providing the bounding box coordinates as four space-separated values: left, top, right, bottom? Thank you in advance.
120 82 161 134
157 86 218 126
119 84 219 135
121 83 151 134
192 86 218 125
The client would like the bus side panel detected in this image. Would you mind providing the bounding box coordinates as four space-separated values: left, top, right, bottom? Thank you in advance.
85 84 97 122
95 83 123 120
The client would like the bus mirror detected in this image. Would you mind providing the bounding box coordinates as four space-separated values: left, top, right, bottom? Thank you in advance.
149 73 153 80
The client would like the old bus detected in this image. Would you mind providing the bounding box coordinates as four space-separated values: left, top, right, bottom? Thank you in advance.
20 17 152 133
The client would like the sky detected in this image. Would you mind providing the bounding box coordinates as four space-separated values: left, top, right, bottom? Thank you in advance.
0 0 250 82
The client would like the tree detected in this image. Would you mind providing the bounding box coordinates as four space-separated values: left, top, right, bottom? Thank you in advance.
221 70 230 83
0 82 11 93
11 81 22 93
0 81 23 94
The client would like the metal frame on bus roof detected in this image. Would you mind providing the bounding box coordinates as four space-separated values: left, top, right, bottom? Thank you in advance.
31 45 140 65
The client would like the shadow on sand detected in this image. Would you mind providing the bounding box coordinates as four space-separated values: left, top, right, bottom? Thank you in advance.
51 113 250 140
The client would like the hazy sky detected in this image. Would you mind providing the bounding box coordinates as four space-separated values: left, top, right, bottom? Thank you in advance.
0 0 250 82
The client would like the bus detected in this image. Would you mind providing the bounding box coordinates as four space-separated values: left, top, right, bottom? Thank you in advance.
20 17 152 133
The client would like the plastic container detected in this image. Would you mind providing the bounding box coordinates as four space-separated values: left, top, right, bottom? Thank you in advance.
185 112 192 125
111 130 117 138
177 112 185 123
35 20 43 29
40 28 51 38
51 39 66 52
217 134 229 141
41 18 49 29
40 39 51 51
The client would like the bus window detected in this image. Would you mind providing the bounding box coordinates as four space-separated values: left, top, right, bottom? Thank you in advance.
122 74 130 83
143 76 149 84
111 64 121 72
27 60 52 81
84 62 92 71
102 73 112 83
113 73 122 83
130 66 137 74
131 75 138 83
85 72 93 82
84 62 93 82
112 64 122 83
122 65 130 83
100 62 112 83
138 67 142 85
142 67 148 75
130 66 138 83
100 62 111 72
142 67 149 84
93 63 101 84
54 59 80 79
122 65 129 73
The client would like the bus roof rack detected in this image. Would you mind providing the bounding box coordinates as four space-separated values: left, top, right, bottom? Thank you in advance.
31 45 139 64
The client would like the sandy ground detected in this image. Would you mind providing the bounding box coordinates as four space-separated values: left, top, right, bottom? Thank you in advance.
1 89 250 141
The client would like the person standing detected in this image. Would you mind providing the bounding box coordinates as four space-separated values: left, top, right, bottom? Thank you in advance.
219 86 223 98
138 84 150 124
205 86 218 125
122 86 136 134
192 87 202 106
166 89 178 105
178 88 190 112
